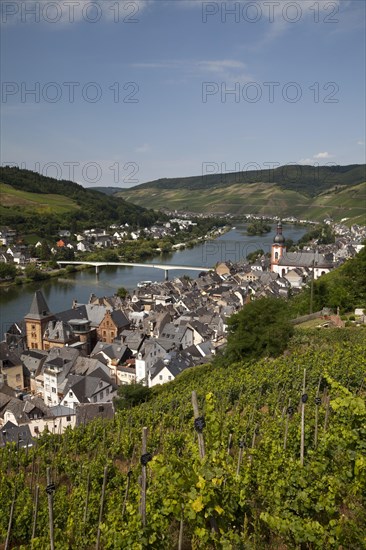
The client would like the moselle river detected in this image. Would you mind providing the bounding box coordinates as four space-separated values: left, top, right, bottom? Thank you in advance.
0 224 306 330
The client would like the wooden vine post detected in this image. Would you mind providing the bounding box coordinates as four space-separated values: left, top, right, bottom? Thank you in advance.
284 398 293 451
191 391 205 458
314 376 322 448
31 485 40 540
300 369 307 466
4 482 16 550
96 465 108 550
46 467 55 550
191 391 218 534
140 427 152 528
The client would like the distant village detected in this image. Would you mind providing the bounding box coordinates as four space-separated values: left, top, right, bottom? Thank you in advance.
0 218 365 448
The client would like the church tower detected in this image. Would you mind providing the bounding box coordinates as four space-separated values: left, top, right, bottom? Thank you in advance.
271 221 286 272
24 290 55 350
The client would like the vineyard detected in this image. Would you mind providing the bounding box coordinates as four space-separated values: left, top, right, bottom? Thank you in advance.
1 329 365 549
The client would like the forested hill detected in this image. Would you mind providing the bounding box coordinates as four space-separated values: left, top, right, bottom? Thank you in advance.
0 166 161 230
127 164 365 195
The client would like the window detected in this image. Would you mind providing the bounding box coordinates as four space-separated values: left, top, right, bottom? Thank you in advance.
63 401 67 407
275 252 279 260
99 391 104 399
93 396 97 403
31 325 36 330
99 406 104 412
69 391 73 397
66 416 71 422
159 375 163 380
106 388 109 395
52 387 56 393
168 376 172 381
34 427 39 434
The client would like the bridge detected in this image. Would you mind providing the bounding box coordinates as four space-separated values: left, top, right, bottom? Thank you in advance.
57 261 212 280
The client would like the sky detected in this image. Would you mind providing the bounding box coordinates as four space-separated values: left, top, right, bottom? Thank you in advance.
1 0 365 188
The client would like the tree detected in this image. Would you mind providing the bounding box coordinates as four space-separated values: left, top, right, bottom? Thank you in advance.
114 382 150 410
225 297 294 362
0 263 17 280
116 286 128 299
247 249 264 263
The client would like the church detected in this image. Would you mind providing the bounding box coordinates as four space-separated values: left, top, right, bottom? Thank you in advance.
271 222 334 280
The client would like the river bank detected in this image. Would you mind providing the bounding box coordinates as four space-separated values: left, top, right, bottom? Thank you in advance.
0 224 307 328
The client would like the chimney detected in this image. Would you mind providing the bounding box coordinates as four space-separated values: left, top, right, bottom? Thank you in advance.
72 299 78 310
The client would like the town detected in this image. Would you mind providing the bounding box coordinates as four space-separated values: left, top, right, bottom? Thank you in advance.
1 219 365 448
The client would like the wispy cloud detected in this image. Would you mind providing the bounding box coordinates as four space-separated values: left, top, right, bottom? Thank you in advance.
313 152 334 160
299 152 335 164
135 143 151 154
357 140 365 146
131 59 252 82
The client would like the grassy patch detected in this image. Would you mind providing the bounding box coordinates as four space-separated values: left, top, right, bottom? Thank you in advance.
0 182 80 214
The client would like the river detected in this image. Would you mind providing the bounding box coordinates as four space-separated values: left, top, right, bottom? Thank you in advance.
0 224 306 329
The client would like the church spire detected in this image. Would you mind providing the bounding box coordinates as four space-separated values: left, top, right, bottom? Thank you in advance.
24 290 52 320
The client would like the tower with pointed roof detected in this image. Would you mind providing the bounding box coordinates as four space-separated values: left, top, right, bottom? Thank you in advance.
24 290 55 350
271 221 286 272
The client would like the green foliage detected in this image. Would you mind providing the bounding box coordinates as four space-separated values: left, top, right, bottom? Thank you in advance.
298 224 335 246
0 262 17 279
290 246 366 315
116 286 128 299
246 249 264 263
115 382 151 409
0 166 163 234
225 297 294 362
246 221 271 236
0 331 365 549
24 264 49 281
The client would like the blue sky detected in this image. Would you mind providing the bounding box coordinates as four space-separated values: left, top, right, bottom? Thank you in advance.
1 0 365 187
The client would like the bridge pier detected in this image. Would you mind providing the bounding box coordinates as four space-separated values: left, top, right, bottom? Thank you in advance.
164 269 169 281
95 266 99 275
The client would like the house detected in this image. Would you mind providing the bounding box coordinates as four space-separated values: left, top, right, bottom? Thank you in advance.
159 323 194 350
0 421 34 448
60 367 117 409
149 351 194 388
75 402 115 427
284 268 304 289
0 342 24 390
43 320 78 350
39 347 80 406
97 310 130 344
90 342 133 384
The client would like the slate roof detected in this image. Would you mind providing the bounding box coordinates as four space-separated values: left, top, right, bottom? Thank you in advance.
150 352 193 381
67 368 116 403
0 421 34 448
43 320 74 343
91 342 131 363
278 251 334 268
0 342 22 368
24 291 53 320
75 402 114 426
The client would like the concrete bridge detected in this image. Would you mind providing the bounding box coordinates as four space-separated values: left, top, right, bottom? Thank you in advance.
57 261 211 280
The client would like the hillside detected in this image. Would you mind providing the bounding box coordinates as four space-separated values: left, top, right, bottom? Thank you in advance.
0 167 161 233
117 164 366 223
0 183 81 215
1 329 365 549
